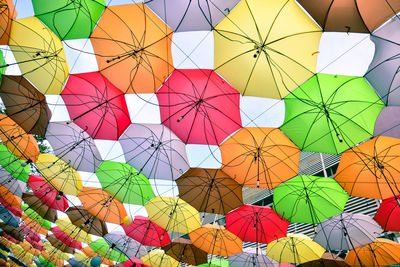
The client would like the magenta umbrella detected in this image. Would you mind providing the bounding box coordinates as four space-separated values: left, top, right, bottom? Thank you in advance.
226 204 289 244
122 216 171 247
51 226 83 250
157 69 242 145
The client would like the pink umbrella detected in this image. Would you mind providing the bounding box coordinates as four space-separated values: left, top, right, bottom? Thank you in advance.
51 226 82 250
21 224 40 243
119 257 148 267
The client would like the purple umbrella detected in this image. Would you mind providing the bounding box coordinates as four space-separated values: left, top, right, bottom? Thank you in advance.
104 232 147 259
374 106 400 138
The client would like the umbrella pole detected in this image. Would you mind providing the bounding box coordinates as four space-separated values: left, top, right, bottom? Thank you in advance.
340 218 363 267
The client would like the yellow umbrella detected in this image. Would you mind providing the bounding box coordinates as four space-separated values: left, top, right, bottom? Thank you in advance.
43 242 70 261
266 233 325 264
144 196 201 234
214 0 321 99
74 251 92 267
36 154 83 196
141 249 179 267
9 16 69 94
56 217 92 244
11 244 34 261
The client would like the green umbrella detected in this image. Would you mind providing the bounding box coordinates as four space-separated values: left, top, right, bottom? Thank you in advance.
95 161 155 205
38 255 55 267
280 74 384 154
273 175 349 224
198 258 230 267
32 0 105 40
0 145 30 182
21 204 52 230
89 238 128 262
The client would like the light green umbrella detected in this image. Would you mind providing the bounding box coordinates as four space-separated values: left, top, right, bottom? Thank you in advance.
95 161 155 205
0 145 30 182
89 238 128 262
198 258 230 267
280 73 384 154
32 0 106 40
273 175 349 224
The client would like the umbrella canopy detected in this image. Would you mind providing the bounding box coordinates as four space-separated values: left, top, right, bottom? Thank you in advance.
27 175 69 211
0 75 51 136
273 175 349 224
298 259 350 267
162 237 207 266
0 185 21 209
0 145 30 182
78 187 127 225
374 194 400 231
122 216 171 247
198 258 230 267
226 204 289 244
145 196 201 234
104 232 147 259
145 0 241 31
335 136 400 199
35 154 83 196
46 234 75 254
22 192 58 222
8 16 69 94
189 224 243 257
117 257 146 267
90 3 173 94
66 206 108 237
81 246 115 266
365 17 400 105
213 0 321 98
43 242 69 261
313 213 383 251
21 206 52 229
297 0 400 33
62 71 131 140
157 69 242 145
96 161 155 205
0 223 23 242
228 247 280 267
0 169 26 197
89 238 128 262
0 204 19 227
45 121 102 173
32 0 105 40
345 238 400 266
374 107 400 138
176 168 243 215
0 0 16 44
280 74 385 154
51 226 86 250
266 233 325 264
22 215 49 236
220 127 300 189
119 123 190 181
55 217 92 244
141 249 179 267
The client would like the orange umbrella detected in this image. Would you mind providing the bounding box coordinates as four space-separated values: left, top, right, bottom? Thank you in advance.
220 127 300 189
21 215 49 236
81 246 114 266
0 0 16 44
0 114 39 163
20 240 40 257
0 184 21 208
189 224 242 257
78 187 127 225
335 136 400 200
41 250 64 267
345 238 400 266
90 3 173 93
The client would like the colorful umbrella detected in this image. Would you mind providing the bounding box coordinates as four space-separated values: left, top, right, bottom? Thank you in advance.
0 0 16 44
89 238 128 262
0 169 26 197
65 206 108 237
141 249 179 267
46 234 75 254
104 232 147 259
0 145 30 182
162 237 207 266
22 192 58 222
298 259 350 267
51 226 84 250
197 258 230 267
374 107 400 139
228 247 281 267
374 194 400 231
0 204 19 227
81 246 115 266
55 217 92 244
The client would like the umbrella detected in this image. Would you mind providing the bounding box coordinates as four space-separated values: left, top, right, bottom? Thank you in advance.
374 194 400 231
374 107 400 138
22 192 58 222
90 3 173 94
104 232 147 259
226 204 289 244
228 247 280 267
0 169 26 197
55 217 92 244
145 196 201 234
297 0 400 33
0 0 16 44
51 226 84 250
0 185 21 209
176 168 243 215
0 204 19 227
21 206 52 230
95 161 155 205
145 0 241 31
122 216 171 247
335 135 400 199
89 238 128 262
141 249 179 267
345 238 400 266
280 74 385 154
67 258 87 267
273 175 349 224
22 215 49 236
162 237 207 266
45 121 102 172
0 75 51 136
35 154 83 196
368 15 400 105
198 258 230 267
66 206 108 237
8 16 69 94
0 223 23 242
43 242 69 260
299 259 350 267
220 127 300 189
213 0 321 98
61 71 131 140
189 224 242 257
117 257 146 267
32 0 105 40
0 145 30 182
157 69 242 145
46 234 75 254
266 233 325 264
78 187 128 225
313 213 383 251
81 246 115 266
119 123 190 181
27 175 69 211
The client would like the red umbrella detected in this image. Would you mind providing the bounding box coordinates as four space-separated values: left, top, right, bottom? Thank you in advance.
61 71 131 140
157 69 242 145
226 204 289 244
122 216 171 247
51 226 82 250
26 237 44 251
118 257 147 267
27 175 68 211
374 195 400 231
